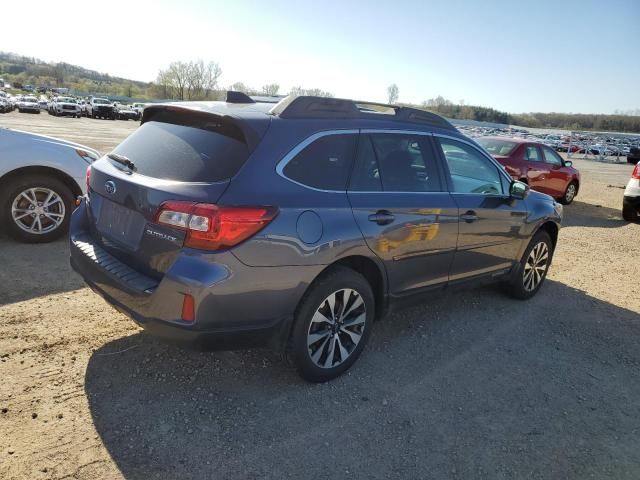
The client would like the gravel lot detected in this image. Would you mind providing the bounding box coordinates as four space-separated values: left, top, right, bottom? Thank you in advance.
0 111 639 480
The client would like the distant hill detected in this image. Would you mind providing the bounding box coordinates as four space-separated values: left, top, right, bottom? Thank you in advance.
0 52 154 100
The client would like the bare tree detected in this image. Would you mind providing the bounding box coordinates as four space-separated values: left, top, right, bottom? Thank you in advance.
387 83 399 104
186 60 222 100
156 60 222 100
202 62 222 98
167 61 190 100
229 82 253 94
261 84 280 96
289 86 333 97
155 70 174 99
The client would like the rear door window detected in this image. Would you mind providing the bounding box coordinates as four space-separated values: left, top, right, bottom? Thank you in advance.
110 121 250 182
525 145 542 162
282 133 357 190
350 133 442 192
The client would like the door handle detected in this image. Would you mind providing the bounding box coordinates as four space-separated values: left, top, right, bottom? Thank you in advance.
460 210 478 223
368 210 395 225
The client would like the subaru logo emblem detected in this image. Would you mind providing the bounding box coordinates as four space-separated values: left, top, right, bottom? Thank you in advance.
104 180 117 195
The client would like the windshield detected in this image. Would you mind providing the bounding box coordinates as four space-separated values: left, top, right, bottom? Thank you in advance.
476 138 518 156
24 97 38 102
58 97 75 103
94 99 110 105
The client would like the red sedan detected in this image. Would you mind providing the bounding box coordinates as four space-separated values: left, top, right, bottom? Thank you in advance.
477 137 581 204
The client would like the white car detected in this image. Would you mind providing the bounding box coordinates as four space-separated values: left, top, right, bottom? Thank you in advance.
86 97 116 119
0 95 10 113
0 128 100 242
131 102 147 116
50 96 82 117
17 96 41 113
623 162 640 222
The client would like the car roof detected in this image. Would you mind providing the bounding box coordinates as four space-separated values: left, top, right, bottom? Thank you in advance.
479 136 536 145
141 96 469 150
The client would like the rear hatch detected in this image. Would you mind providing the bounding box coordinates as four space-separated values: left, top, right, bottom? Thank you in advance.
86 106 260 279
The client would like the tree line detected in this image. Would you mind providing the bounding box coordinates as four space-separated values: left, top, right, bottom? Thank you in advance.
416 95 640 133
2 52 638 133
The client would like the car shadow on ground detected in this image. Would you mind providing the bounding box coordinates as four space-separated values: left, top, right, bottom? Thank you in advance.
563 200 627 228
0 234 84 305
85 280 640 480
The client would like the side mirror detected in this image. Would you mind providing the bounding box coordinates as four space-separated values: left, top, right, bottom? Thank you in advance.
563 160 573 167
510 180 529 200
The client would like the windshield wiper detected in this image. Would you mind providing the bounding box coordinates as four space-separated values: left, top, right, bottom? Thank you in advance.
107 153 135 171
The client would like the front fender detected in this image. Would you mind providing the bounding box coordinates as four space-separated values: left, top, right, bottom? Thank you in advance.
518 192 562 258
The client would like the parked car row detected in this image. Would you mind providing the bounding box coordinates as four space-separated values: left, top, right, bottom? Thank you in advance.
0 90 146 121
458 125 640 165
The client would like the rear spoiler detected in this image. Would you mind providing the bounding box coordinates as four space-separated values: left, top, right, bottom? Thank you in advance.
141 104 263 151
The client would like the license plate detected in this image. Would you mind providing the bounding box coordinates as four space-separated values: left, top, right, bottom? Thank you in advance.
97 200 144 249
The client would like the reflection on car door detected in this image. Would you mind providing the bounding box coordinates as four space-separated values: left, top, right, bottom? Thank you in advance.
348 132 459 295
523 144 551 194
541 146 568 196
435 136 528 281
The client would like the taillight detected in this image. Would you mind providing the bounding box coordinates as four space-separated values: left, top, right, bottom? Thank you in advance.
632 163 640 180
155 201 278 251
85 166 91 191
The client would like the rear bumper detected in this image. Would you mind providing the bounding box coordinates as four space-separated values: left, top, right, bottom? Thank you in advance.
69 200 321 350
623 195 640 210
624 179 640 198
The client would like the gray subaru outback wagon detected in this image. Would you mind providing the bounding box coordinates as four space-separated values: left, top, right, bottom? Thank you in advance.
70 93 562 381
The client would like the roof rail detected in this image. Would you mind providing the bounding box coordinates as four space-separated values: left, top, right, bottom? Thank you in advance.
270 95 456 130
225 91 255 104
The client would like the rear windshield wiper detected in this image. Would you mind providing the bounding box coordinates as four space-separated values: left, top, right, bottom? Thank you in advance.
108 153 136 171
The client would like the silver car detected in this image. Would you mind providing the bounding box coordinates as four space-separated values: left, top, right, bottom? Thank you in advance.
0 128 100 242
17 96 41 113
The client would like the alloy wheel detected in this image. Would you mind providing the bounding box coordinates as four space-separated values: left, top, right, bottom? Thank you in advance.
11 187 66 235
307 289 366 369
523 242 549 292
565 183 577 203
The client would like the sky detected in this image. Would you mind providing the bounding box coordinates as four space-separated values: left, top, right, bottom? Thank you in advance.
2 0 639 114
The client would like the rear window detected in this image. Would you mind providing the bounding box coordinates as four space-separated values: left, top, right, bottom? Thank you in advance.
110 121 250 182
282 133 357 190
476 138 518 156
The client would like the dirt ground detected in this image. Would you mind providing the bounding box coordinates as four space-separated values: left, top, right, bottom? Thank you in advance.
0 111 639 479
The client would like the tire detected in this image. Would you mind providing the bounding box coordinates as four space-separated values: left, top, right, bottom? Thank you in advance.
560 181 578 205
622 203 639 223
289 267 375 382
2 175 75 243
502 230 553 300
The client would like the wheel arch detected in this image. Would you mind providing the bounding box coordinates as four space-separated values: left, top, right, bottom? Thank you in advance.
569 177 580 191
537 221 559 250
303 255 389 322
0 166 83 198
